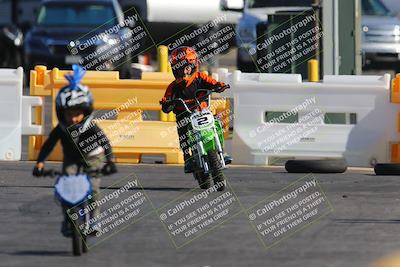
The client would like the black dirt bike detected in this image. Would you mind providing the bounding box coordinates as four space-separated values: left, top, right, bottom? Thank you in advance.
42 169 104 256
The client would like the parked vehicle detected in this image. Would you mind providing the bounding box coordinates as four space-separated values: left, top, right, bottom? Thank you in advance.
24 0 134 77
119 0 242 48
235 0 312 72
362 0 400 70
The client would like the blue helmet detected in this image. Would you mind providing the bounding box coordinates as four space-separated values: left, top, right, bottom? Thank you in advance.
55 65 94 129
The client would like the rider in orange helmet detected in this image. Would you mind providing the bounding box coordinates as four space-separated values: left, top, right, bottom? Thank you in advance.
160 46 232 173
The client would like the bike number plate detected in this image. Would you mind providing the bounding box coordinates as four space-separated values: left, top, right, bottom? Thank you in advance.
191 112 214 130
54 174 92 206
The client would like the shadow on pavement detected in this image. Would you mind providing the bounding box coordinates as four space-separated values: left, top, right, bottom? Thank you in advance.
0 185 192 192
11 250 71 256
334 219 400 224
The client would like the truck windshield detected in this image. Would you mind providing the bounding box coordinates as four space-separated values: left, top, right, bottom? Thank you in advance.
362 0 391 16
36 3 116 27
247 0 312 8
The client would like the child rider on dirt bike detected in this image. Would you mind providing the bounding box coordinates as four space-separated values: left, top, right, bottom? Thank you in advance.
32 64 117 236
160 46 232 173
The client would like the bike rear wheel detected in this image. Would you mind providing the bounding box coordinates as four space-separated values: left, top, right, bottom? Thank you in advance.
81 204 90 253
71 220 82 256
82 234 88 253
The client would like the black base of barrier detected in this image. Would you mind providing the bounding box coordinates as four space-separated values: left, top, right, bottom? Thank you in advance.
285 159 348 173
374 163 400 175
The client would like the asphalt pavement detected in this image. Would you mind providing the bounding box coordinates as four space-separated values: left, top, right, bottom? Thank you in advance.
6 49 400 267
1 161 399 267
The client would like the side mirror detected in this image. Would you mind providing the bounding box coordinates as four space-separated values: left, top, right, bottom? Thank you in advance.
221 0 244 12
126 19 135 29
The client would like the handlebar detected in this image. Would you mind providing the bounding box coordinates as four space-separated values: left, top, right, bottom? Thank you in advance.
41 168 105 178
42 169 62 177
162 86 229 114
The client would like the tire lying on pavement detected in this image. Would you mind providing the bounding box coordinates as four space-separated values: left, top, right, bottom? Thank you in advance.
374 163 400 175
285 159 348 173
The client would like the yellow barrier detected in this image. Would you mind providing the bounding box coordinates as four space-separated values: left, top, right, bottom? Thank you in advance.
29 66 169 126
28 122 183 164
372 252 400 267
30 65 119 96
308 59 319 82
157 45 175 122
28 66 230 163
28 66 181 163
141 72 174 81
28 136 64 162
97 120 182 163
50 84 163 127
158 45 170 73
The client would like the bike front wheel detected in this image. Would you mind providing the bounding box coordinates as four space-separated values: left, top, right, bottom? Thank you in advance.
208 150 226 191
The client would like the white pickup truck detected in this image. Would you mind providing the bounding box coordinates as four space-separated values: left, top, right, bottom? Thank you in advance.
119 0 243 45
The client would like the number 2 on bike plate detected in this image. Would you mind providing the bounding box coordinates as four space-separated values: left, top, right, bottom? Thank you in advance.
191 112 214 130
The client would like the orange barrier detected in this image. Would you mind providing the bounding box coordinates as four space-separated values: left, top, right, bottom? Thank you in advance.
391 143 400 163
392 74 400 103
391 74 400 162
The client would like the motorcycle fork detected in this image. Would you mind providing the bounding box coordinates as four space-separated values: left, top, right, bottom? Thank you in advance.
81 204 90 235
193 132 209 174
212 126 226 169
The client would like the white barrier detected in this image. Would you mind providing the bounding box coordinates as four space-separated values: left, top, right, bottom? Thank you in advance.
216 69 397 167
0 66 396 166
0 67 43 160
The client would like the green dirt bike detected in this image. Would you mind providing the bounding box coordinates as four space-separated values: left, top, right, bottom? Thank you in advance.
165 87 230 191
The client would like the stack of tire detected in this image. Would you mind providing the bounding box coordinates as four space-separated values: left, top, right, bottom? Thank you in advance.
285 159 348 173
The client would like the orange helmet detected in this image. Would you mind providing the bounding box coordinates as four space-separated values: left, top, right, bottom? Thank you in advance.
170 46 198 79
